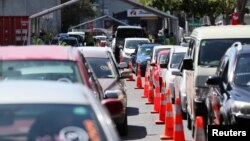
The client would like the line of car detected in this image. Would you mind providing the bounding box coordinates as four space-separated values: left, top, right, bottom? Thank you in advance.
0 45 132 140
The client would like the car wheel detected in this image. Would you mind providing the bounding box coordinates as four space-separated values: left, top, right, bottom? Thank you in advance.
117 115 128 136
187 112 191 130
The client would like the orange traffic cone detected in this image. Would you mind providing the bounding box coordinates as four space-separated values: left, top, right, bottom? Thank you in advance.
141 75 149 98
173 97 185 141
145 77 154 105
194 116 206 141
212 95 220 125
160 87 174 140
127 58 135 81
135 63 143 89
155 84 167 124
151 73 160 114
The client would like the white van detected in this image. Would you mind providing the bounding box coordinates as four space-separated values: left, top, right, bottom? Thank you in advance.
182 25 250 134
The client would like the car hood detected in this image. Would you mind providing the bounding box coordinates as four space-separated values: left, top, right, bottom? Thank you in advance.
231 86 250 102
136 55 148 62
98 78 118 91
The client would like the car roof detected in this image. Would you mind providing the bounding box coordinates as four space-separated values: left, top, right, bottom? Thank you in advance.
0 80 92 105
0 46 80 61
125 37 149 41
190 25 250 40
158 50 170 55
78 47 110 58
172 47 188 53
117 25 142 29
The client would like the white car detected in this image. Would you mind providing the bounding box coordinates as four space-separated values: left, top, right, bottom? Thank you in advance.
161 47 188 102
122 38 150 62
0 80 122 141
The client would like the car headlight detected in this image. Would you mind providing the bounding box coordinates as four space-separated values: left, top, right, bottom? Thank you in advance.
231 100 250 115
195 87 209 102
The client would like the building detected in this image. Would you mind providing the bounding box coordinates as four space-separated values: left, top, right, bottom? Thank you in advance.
0 0 61 45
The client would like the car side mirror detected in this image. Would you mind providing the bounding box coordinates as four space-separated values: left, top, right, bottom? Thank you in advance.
182 58 193 70
172 70 182 76
120 70 131 79
118 62 128 69
206 75 221 86
101 98 123 116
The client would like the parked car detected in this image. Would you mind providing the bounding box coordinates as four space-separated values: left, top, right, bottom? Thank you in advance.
161 47 187 102
182 25 250 135
121 37 150 63
78 47 131 136
0 80 122 141
51 36 80 47
0 46 104 100
68 31 85 46
131 43 160 76
206 42 250 127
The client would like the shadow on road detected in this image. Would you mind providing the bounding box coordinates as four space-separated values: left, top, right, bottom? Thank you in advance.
127 107 139 116
122 125 147 140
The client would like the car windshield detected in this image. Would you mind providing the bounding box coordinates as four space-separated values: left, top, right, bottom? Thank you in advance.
137 47 153 56
0 104 107 141
0 60 83 83
60 38 79 47
199 39 250 67
170 53 186 68
86 58 117 78
125 40 149 49
234 54 250 87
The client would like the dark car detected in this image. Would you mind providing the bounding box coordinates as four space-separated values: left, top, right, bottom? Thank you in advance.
131 43 160 76
78 47 131 136
114 25 146 63
205 42 250 127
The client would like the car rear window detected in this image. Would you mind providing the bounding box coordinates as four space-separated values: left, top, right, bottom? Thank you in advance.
0 104 107 141
0 60 83 83
116 28 145 38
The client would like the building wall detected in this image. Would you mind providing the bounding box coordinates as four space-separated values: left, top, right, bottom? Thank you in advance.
0 0 61 32
103 0 132 16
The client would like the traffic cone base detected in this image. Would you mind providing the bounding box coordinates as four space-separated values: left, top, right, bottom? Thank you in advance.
155 120 164 124
160 135 173 140
150 110 159 114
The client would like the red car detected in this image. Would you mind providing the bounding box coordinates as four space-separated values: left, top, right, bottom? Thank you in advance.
0 46 104 99
151 49 170 89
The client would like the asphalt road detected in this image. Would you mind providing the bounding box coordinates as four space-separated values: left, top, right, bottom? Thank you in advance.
121 76 193 141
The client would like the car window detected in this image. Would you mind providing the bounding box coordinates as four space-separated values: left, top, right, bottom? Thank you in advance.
158 54 168 65
234 54 250 86
137 47 153 56
125 40 149 49
154 48 169 63
0 104 108 141
86 58 117 78
199 39 250 67
1 60 83 83
170 53 186 68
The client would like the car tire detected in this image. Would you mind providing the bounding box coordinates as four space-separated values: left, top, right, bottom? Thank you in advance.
117 115 128 136
187 112 192 130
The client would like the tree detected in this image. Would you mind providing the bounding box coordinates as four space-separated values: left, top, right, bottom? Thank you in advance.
61 0 95 32
235 0 249 24
142 0 240 25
